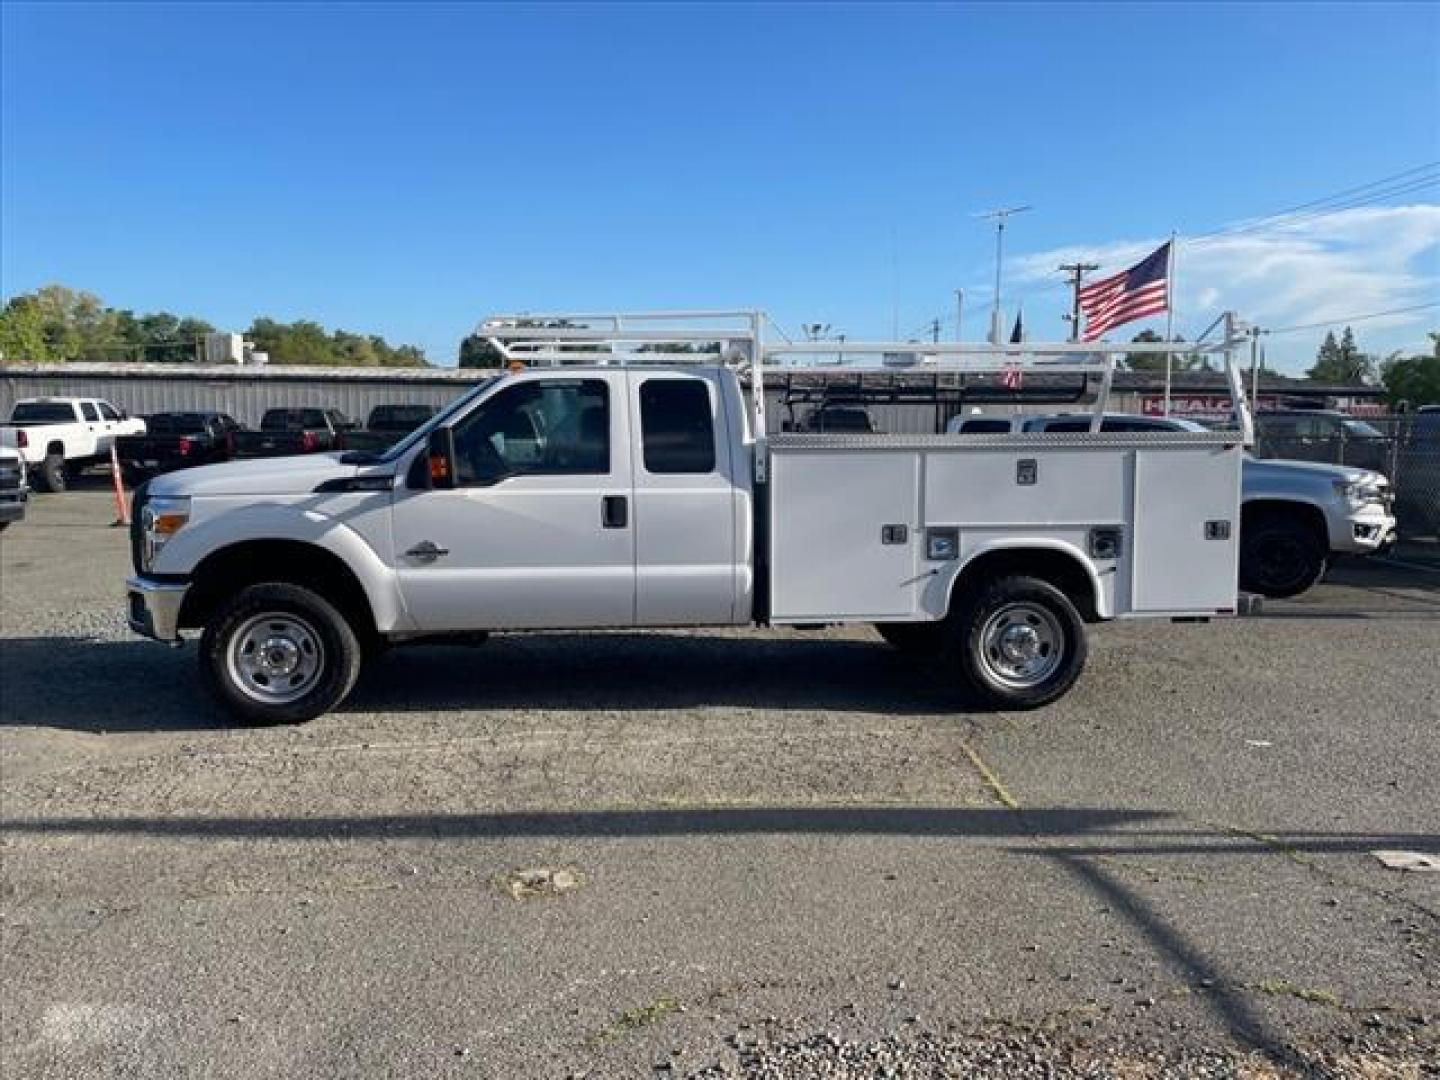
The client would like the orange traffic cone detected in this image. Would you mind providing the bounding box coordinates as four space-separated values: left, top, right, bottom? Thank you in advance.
109 443 130 528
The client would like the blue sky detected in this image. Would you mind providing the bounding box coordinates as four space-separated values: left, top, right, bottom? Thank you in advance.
3 2 1437 371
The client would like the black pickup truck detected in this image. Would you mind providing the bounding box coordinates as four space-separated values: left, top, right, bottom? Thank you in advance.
232 408 355 458
116 411 241 480
336 403 437 453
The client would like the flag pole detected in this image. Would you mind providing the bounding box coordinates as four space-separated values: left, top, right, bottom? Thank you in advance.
1162 231 1177 416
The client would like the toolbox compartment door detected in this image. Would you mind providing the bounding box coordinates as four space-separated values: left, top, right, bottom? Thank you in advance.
1129 446 1242 613
769 449 919 621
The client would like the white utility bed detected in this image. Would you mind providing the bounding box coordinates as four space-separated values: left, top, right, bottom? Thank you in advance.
766 431 1245 623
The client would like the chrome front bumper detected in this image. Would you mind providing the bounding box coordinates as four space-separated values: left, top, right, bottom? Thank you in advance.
126 576 189 643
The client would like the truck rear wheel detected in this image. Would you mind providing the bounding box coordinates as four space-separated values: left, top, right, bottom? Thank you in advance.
1239 511 1327 599
940 575 1087 710
35 453 66 493
200 582 362 724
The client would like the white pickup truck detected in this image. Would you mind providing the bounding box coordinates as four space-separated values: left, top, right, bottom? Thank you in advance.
126 311 1258 724
1 397 146 492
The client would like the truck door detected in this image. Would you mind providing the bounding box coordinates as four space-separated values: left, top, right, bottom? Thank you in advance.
97 401 124 452
628 371 738 624
391 373 637 630
79 401 103 455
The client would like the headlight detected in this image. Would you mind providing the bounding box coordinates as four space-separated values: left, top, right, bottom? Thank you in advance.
141 496 190 569
1333 479 1384 508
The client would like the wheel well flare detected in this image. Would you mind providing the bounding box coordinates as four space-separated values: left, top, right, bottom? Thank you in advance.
949 548 1100 623
179 540 376 636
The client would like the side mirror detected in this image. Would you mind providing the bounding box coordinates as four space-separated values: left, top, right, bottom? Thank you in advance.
426 427 456 489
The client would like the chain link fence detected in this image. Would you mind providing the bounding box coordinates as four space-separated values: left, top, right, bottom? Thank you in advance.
1253 415 1440 539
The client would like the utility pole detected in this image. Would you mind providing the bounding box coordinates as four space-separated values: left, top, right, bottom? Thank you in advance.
929 318 941 344
954 289 964 342
1250 326 1263 413
976 205 1032 342
1059 261 1099 342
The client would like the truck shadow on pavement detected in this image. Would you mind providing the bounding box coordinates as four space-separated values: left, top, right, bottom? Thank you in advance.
350 632 963 716
0 631 961 733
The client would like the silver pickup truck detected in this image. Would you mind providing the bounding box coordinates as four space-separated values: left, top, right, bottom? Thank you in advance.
949 412 1397 597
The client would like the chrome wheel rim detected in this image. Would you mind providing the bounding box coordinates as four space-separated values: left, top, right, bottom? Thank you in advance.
226 612 325 705
978 602 1064 689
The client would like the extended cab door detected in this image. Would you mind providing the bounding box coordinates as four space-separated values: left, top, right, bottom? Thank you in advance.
627 371 738 624
77 401 104 456
391 373 636 631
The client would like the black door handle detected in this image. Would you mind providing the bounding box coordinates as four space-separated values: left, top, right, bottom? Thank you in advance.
602 495 628 529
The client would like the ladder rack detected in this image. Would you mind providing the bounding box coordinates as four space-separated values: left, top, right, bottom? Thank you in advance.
477 309 1256 458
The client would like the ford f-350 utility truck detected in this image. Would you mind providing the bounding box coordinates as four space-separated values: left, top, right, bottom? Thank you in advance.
126 311 1257 724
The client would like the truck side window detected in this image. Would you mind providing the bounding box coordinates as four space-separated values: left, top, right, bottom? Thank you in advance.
639 379 716 474
98 402 121 421
81 402 101 422
452 380 609 484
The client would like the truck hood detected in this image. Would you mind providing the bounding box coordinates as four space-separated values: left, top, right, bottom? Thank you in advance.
147 454 363 497
1243 456 1384 485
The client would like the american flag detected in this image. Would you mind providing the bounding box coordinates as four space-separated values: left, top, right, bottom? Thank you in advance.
1078 241 1171 341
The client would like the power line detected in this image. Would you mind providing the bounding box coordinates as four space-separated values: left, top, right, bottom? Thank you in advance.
1186 164 1440 247
1192 161 1437 237
1261 301 1440 337
1189 177 1440 247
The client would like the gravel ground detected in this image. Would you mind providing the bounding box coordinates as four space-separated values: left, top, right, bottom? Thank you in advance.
2 490 1437 1079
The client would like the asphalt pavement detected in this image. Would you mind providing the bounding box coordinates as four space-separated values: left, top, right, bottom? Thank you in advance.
2 491 1436 1078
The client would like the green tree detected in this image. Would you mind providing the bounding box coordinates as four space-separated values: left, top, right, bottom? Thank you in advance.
0 283 424 367
0 295 52 362
458 333 504 368
1307 325 1375 383
1124 329 1198 373
1380 333 1440 407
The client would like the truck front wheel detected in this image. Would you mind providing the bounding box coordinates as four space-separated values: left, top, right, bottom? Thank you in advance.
940 575 1087 710
1239 511 1327 599
200 582 362 724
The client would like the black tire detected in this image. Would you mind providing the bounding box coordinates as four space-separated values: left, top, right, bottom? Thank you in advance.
939 575 1088 710
200 582 362 725
35 453 66 493
1239 511 1327 599
874 622 942 658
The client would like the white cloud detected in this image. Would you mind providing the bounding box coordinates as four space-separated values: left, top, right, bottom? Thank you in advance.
1007 205 1440 370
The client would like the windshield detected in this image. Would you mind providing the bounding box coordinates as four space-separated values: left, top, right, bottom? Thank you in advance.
147 413 207 434
365 378 501 463
370 405 434 429
1342 419 1382 437
262 409 326 430
11 402 77 424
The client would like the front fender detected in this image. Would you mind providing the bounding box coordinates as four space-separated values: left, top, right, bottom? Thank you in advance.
152 493 412 634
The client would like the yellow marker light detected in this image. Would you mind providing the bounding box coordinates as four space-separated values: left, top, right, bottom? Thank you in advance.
151 511 189 535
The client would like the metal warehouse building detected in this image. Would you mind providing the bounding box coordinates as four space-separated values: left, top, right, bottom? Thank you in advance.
0 362 1385 436
0 363 482 429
